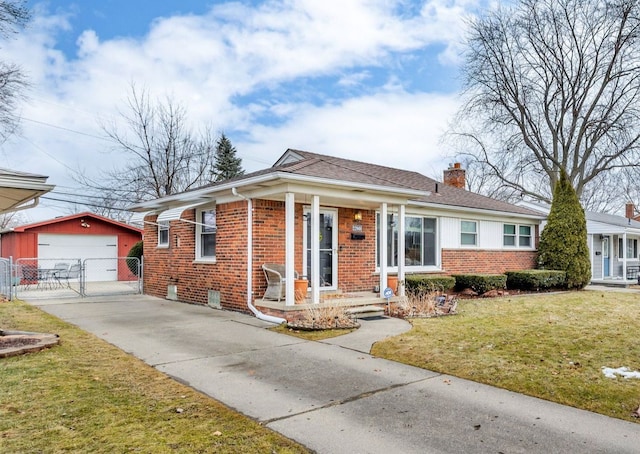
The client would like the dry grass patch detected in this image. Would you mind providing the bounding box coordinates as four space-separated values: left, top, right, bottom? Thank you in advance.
371 290 640 422
0 300 309 453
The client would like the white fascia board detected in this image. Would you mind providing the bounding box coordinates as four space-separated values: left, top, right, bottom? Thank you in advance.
587 220 640 235
409 201 546 221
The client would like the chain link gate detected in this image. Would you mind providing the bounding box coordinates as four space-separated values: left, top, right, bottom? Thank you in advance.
0 257 12 300
82 257 142 297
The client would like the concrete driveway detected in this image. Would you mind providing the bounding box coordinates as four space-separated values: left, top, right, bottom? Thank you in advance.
32 295 640 453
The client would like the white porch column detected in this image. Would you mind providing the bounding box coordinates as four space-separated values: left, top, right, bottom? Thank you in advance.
379 202 388 294
311 195 320 304
398 204 406 296
623 232 627 280
285 192 296 306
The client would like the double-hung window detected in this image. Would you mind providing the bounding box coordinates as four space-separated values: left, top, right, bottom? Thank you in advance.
503 224 532 247
460 220 477 246
196 207 217 260
158 221 169 247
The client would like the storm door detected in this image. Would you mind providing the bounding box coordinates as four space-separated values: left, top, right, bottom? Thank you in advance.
603 236 610 276
303 209 338 290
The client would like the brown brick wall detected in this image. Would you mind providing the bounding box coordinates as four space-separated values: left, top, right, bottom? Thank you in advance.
143 201 249 312
143 200 539 315
441 249 537 274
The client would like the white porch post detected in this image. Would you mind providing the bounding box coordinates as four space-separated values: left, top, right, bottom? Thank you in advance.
398 204 406 296
311 195 320 304
623 232 627 280
380 202 388 294
285 192 296 306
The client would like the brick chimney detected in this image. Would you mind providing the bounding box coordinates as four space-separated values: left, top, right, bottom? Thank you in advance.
626 202 635 219
443 162 466 189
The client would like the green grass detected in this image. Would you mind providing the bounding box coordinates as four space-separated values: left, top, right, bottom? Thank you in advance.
372 290 640 422
0 300 309 453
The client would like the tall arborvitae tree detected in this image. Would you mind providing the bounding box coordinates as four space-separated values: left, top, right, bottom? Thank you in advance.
537 171 591 289
212 133 244 182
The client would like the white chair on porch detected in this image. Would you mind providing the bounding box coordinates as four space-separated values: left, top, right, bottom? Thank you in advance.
262 264 299 302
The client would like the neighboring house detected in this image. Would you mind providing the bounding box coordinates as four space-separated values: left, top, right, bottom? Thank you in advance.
0 168 54 214
129 149 544 321
0 212 142 282
519 201 640 284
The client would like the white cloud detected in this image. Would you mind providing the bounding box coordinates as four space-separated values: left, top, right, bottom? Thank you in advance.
0 0 478 221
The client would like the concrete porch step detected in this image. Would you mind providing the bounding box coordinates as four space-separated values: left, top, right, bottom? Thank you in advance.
346 305 385 319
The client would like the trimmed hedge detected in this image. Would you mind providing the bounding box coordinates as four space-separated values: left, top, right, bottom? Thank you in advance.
405 275 455 295
505 270 566 290
452 274 507 294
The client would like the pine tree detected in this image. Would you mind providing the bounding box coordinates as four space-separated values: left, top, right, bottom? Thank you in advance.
212 133 244 182
537 170 591 289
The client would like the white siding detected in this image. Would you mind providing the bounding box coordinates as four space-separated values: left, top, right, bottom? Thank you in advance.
440 216 534 250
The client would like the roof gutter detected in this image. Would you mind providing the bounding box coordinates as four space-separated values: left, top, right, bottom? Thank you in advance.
231 187 286 325
409 200 547 220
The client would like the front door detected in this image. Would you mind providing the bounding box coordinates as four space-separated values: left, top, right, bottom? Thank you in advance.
603 236 610 277
303 209 338 290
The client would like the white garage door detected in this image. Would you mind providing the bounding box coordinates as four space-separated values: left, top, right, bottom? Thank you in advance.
37 234 118 282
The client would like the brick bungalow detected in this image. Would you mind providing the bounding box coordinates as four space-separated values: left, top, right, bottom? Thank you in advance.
129 149 544 323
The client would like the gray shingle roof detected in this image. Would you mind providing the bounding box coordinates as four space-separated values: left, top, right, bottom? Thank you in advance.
170 149 542 217
274 149 540 216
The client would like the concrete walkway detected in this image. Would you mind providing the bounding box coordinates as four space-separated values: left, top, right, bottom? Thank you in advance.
32 295 640 453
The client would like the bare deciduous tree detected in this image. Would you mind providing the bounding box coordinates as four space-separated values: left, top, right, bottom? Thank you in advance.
0 0 29 143
74 85 218 219
449 0 640 212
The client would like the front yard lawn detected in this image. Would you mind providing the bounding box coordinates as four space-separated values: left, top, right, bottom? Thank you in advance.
0 300 308 453
371 290 640 423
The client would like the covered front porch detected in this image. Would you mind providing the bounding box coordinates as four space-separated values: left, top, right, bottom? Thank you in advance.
245 185 422 316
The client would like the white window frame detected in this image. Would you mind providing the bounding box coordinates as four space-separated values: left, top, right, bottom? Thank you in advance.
503 224 517 246
460 220 477 246
157 220 169 248
375 212 440 271
195 206 217 262
503 223 533 248
627 238 638 259
519 225 532 247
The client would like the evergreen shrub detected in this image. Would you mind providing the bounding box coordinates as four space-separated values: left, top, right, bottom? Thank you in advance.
505 270 566 290
405 275 456 295
452 274 507 294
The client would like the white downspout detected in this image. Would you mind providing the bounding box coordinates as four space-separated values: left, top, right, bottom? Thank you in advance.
232 187 286 325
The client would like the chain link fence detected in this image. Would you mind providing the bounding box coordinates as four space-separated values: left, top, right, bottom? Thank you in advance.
12 257 142 300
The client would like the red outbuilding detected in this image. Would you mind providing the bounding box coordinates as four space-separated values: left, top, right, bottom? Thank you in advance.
0 212 142 282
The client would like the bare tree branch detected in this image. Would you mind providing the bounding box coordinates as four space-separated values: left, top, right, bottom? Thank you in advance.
447 0 640 211
73 84 219 219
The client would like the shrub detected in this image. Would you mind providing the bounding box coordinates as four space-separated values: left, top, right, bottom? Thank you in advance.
452 274 507 294
537 170 591 289
505 270 566 290
405 275 455 295
126 241 143 276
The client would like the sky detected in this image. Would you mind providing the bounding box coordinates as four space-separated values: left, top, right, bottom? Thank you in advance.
1 0 489 223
